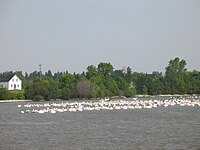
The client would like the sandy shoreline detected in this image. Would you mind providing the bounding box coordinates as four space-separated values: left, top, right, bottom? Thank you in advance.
0 94 199 103
0 100 32 103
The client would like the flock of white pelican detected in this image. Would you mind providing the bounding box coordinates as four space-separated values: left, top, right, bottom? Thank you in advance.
18 96 200 114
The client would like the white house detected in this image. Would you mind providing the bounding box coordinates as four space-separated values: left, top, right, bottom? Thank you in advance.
0 74 22 90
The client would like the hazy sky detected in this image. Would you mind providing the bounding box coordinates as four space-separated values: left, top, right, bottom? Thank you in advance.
0 0 200 74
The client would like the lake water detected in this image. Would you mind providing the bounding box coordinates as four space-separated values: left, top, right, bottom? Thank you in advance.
0 97 200 150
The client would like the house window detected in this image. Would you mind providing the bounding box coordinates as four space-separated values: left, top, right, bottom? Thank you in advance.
16 79 18 82
12 79 14 82
17 84 19 87
11 84 13 87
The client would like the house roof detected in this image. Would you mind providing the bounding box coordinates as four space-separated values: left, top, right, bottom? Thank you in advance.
0 73 15 82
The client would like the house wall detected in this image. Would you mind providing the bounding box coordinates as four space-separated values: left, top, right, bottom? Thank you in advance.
8 75 22 90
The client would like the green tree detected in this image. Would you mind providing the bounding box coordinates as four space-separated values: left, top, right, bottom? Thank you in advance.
59 73 77 99
59 73 75 89
103 77 119 96
165 57 187 74
25 79 49 101
98 62 114 76
86 65 99 79
185 70 200 94
134 73 147 94
146 72 164 95
47 80 60 99
115 76 128 95
125 67 132 83
45 70 53 78
165 57 187 94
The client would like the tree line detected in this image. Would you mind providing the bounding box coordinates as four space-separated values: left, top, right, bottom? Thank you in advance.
0 57 200 100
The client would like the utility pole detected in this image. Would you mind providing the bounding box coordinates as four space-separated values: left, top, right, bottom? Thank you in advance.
123 66 127 74
39 64 42 79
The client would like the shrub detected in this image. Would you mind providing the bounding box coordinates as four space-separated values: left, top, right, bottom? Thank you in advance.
0 88 10 100
9 90 25 100
33 95 44 101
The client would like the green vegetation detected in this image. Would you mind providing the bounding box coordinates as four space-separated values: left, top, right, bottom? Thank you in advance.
0 57 200 101
0 89 25 100
0 88 10 100
9 90 25 100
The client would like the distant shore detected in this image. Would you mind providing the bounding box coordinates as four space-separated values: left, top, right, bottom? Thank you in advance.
136 94 200 97
0 100 32 103
0 94 199 103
